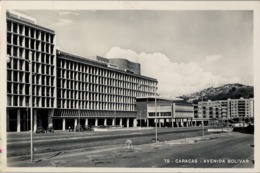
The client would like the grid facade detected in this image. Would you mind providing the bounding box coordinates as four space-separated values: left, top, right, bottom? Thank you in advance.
198 98 254 119
6 12 56 109
230 99 254 118
55 51 157 118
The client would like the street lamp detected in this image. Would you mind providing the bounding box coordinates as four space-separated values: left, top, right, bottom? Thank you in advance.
155 88 158 144
201 93 205 138
7 52 34 162
26 52 34 163
114 109 116 127
78 106 81 128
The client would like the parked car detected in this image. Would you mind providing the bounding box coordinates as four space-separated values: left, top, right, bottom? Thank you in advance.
46 126 54 133
75 124 84 132
83 125 93 131
36 126 45 133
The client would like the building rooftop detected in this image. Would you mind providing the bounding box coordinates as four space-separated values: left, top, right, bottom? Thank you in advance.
7 10 55 33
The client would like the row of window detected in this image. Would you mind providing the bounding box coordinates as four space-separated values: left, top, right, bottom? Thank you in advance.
7 82 55 97
7 34 54 54
7 70 55 86
7 95 55 107
58 59 157 86
58 89 136 102
7 20 54 43
7 45 55 65
57 100 135 111
57 83 151 97
58 70 154 91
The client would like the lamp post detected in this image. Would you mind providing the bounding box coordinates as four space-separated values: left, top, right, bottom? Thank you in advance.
114 109 116 127
7 53 34 162
27 52 34 163
155 88 158 144
201 93 205 138
78 106 81 129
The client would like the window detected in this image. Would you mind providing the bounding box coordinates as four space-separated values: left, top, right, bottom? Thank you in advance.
7 33 12 44
7 21 12 31
25 27 29 36
19 25 23 34
13 23 17 33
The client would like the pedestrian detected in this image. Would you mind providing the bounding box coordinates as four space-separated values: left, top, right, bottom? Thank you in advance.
68 126 71 132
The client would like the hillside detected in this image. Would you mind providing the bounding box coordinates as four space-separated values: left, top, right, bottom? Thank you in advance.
179 83 254 104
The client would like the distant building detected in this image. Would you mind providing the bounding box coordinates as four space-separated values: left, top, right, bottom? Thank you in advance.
198 98 254 120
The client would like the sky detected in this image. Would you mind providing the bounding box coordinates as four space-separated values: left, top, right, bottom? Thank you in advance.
19 10 253 97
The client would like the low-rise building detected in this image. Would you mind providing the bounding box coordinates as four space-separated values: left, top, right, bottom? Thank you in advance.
136 97 194 128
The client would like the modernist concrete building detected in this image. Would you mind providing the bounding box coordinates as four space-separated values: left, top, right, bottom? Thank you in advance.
5 11 158 132
198 98 254 122
6 10 56 132
53 51 157 130
136 97 194 128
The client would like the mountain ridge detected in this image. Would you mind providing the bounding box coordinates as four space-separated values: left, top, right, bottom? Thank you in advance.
178 83 254 104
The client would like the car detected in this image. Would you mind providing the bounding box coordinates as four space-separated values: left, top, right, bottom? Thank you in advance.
75 124 84 132
83 125 93 131
36 126 45 133
46 126 54 133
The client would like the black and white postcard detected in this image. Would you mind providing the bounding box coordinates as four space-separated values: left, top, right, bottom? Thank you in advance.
0 1 259 172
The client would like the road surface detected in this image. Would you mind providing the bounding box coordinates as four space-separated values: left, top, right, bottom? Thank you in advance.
7 127 212 157
8 132 254 168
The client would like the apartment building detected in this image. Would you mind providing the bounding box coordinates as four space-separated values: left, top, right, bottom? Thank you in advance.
198 98 254 120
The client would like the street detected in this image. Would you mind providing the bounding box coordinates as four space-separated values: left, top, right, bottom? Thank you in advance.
7 127 211 157
7 130 254 168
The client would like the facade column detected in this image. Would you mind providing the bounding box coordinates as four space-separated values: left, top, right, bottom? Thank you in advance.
176 119 179 127
104 118 107 126
48 110 54 128
180 119 183 127
172 118 174 128
85 118 88 126
147 119 149 127
17 109 21 132
119 118 122 127
62 118 66 130
162 119 164 127
127 118 129 128
75 118 78 127
74 118 77 129
112 118 115 126
159 119 161 128
186 119 189 127
33 110 37 132
95 118 98 126
133 118 137 127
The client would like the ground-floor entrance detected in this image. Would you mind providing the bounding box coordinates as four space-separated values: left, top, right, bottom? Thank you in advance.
52 117 138 130
7 108 54 132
